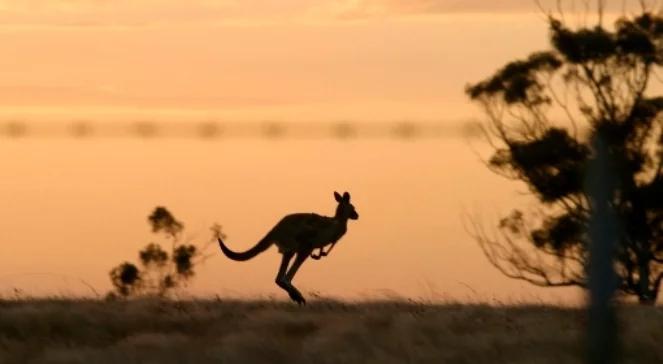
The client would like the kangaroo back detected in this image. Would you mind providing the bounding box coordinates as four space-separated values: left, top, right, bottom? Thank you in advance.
218 235 274 261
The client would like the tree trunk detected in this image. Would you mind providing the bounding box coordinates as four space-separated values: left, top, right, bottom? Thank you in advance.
640 272 663 305
586 135 620 364
638 295 657 305
639 259 650 300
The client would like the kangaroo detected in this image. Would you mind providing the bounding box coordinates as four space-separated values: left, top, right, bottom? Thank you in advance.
218 191 359 305
310 246 331 260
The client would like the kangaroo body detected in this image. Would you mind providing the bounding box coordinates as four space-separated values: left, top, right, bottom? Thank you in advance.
218 191 358 304
273 213 347 252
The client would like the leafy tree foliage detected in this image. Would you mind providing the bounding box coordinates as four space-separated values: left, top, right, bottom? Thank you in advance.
466 6 663 304
109 207 224 297
148 206 184 238
109 262 140 297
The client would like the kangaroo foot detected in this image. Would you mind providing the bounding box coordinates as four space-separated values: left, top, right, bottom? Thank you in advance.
287 287 306 305
277 279 306 305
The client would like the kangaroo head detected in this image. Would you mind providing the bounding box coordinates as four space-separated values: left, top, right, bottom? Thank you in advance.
334 191 359 220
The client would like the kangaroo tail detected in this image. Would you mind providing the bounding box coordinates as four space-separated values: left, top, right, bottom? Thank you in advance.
218 235 274 261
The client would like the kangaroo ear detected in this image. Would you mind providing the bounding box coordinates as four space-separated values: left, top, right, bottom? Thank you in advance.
334 191 342 202
343 192 350 202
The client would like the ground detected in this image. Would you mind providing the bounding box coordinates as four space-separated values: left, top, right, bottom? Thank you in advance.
0 298 661 363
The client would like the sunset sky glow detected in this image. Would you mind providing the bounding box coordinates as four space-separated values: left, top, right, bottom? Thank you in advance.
3 0 645 302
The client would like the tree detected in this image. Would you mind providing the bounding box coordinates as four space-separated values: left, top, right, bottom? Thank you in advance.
466 4 663 304
109 207 224 297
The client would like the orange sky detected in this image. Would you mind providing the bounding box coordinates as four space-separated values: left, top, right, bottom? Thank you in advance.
0 1 615 303
0 1 553 121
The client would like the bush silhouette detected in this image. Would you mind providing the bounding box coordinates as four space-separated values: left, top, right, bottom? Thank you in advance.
109 207 224 297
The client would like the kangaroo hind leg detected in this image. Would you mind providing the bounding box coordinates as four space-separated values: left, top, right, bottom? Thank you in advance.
283 249 312 305
275 252 299 302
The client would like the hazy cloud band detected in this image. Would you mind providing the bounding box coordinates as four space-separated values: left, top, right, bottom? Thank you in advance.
0 0 585 27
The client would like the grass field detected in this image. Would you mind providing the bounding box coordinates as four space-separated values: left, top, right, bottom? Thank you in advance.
0 298 661 363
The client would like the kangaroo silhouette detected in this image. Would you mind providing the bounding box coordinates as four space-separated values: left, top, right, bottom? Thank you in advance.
218 191 359 305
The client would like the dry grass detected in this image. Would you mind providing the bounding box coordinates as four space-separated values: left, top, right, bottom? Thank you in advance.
0 298 661 364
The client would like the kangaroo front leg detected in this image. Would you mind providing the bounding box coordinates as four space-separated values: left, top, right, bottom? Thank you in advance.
310 247 324 260
284 249 312 305
320 242 337 257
